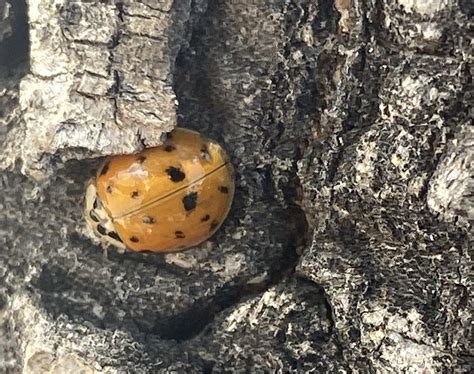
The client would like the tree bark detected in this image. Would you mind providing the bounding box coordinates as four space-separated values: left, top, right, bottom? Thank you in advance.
0 0 472 372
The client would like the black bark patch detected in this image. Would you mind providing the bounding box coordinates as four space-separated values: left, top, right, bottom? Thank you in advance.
142 216 155 224
166 166 186 182
97 224 107 235
108 231 123 242
0 0 29 79
130 236 139 243
175 231 185 239
209 221 219 232
164 145 175 152
93 198 99 209
218 186 229 194
459 0 474 16
131 191 140 198
201 214 210 222
106 185 113 193
182 192 198 212
137 155 146 163
89 211 99 222
100 162 109 175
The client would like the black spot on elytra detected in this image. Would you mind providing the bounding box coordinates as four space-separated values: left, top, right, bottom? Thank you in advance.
137 155 146 163
218 186 229 194
108 231 122 242
166 166 186 182
100 162 109 175
130 236 139 243
164 145 175 152
182 192 198 212
97 224 107 235
142 216 155 224
131 191 140 198
209 221 219 233
106 185 113 193
200 146 211 161
89 211 99 222
201 214 210 222
175 231 185 239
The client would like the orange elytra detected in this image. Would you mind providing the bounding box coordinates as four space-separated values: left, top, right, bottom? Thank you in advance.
84 128 234 252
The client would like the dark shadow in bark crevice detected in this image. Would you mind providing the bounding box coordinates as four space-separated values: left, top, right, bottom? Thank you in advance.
0 0 29 80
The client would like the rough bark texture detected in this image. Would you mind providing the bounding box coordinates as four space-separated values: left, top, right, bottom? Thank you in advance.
0 0 472 373
0 0 206 180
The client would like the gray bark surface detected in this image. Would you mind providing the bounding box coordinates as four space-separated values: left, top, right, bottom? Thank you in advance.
1 0 206 180
0 0 472 372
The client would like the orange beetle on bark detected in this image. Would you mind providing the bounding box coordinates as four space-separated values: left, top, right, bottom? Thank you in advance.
84 128 235 252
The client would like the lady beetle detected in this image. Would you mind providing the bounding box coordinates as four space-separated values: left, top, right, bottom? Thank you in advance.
84 128 234 252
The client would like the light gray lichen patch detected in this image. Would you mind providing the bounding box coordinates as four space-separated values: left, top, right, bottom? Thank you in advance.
427 124 473 226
